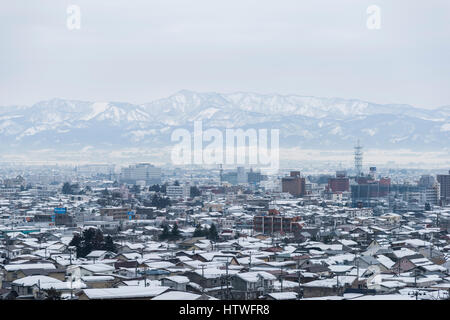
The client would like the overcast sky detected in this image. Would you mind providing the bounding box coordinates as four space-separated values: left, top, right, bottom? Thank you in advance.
1 0 449 109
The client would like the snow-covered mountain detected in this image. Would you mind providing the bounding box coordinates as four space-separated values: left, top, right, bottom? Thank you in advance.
0 91 448 159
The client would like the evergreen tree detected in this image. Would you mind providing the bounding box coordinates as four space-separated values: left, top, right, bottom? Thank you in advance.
62 182 72 195
69 233 82 256
190 186 201 198
103 235 116 252
170 223 181 240
151 194 171 209
159 224 170 240
208 223 218 241
149 184 161 192
193 224 205 237
131 185 141 193
68 228 116 258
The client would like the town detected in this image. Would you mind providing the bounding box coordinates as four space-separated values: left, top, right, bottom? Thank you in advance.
0 156 449 301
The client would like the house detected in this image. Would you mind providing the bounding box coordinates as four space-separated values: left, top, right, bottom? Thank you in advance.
66 263 115 279
161 276 189 291
302 276 357 298
265 292 298 300
11 275 62 299
78 286 170 300
2 263 56 282
151 291 217 300
81 275 116 288
86 250 116 261
231 271 276 300
10 275 86 299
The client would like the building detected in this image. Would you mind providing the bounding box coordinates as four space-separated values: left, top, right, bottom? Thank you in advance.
99 207 131 220
327 171 350 193
253 212 303 235
237 167 247 184
247 168 267 185
281 171 306 197
419 175 435 188
437 171 450 205
166 185 190 200
120 163 161 185
352 176 391 207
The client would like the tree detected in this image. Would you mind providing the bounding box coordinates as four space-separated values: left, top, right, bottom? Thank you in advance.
43 287 61 300
190 186 201 198
151 194 171 209
103 235 116 252
62 182 72 195
193 224 206 237
170 223 182 241
174 180 180 186
131 185 141 194
208 223 218 241
102 188 110 196
159 224 170 241
69 233 82 249
149 184 161 192
69 228 116 258
425 203 431 211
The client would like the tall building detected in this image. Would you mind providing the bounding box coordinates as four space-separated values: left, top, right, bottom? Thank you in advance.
418 175 435 188
237 167 248 184
281 171 306 197
166 185 190 200
247 168 267 185
328 171 350 193
437 170 450 205
351 176 390 208
120 163 161 185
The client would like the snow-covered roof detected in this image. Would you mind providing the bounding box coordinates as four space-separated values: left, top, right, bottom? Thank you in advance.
4 263 56 271
152 291 205 300
236 271 276 282
162 276 190 284
82 286 170 299
12 275 61 286
267 292 298 300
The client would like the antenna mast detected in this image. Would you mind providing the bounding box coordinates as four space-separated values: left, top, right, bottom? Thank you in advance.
354 139 363 177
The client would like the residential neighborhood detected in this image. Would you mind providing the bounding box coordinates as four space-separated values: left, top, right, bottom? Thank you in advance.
1 165 449 300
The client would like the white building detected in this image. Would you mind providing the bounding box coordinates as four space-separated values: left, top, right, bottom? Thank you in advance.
120 163 161 185
166 185 190 200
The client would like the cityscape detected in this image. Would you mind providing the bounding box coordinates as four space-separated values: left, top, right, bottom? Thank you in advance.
1 1 450 306
0 144 449 300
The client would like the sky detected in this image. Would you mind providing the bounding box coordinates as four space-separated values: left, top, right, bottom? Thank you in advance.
1 0 450 109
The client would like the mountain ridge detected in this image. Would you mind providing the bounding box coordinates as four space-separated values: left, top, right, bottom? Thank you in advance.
0 91 448 159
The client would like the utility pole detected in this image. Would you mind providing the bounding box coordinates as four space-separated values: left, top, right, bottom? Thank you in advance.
297 271 302 299
414 269 417 288
356 253 360 288
280 264 283 292
225 259 230 300
201 264 205 294
336 274 340 296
